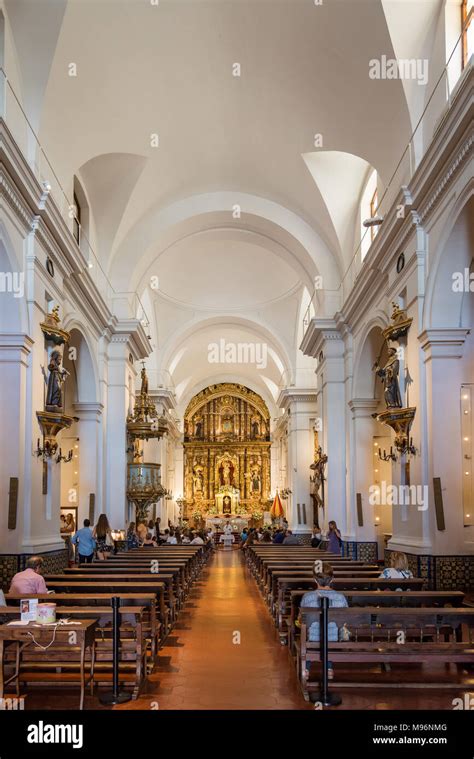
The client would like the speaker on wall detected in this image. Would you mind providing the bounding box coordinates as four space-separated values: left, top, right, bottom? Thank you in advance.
356 493 364 527
89 493 95 524
8 477 18 530
433 477 446 531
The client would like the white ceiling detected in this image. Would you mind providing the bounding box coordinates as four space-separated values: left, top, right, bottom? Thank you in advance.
3 0 445 408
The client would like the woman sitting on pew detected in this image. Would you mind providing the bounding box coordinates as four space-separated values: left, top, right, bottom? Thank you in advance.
300 561 348 681
143 532 159 547
379 552 413 580
93 514 113 560
126 522 140 550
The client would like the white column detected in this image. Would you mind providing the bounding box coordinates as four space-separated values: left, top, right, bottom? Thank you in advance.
74 402 104 526
348 399 379 543
0 335 33 553
277 390 317 534
415 329 471 555
316 331 347 534
105 335 136 529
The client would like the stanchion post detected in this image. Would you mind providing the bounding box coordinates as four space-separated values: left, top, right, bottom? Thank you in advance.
99 596 132 705
313 596 342 707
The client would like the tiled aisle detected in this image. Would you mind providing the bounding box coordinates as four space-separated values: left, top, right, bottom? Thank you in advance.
138 547 309 710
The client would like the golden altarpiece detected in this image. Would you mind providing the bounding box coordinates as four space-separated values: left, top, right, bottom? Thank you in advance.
183 383 271 522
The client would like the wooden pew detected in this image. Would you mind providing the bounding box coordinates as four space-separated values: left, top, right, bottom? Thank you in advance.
285 589 466 650
45 572 178 617
271 576 425 632
297 607 474 699
0 605 147 699
5 592 161 660
42 581 170 636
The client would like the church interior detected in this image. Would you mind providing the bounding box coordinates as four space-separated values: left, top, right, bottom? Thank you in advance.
0 0 473 733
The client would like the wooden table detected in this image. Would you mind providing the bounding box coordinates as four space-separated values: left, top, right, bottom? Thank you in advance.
0 619 97 710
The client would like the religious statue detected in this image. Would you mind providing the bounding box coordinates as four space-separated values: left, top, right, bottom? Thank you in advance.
43 350 69 410
251 415 260 439
222 495 232 514
251 469 261 493
374 347 402 408
219 459 234 486
194 416 203 438
140 366 149 396
310 446 328 511
193 467 204 494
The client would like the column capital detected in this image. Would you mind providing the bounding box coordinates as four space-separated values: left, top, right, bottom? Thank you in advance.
418 328 470 360
277 387 318 412
107 317 152 361
73 401 104 419
300 318 345 359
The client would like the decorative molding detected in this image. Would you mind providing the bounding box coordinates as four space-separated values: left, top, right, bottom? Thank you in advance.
418 328 470 361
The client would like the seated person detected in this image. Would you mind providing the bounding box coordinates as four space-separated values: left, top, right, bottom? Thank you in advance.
300 561 348 681
143 532 158 547
272 529 285 544
126 522 140 550
261 530 272 543
379 551 413 579
311 524 322 548
282 529 300 545
9 556 48 595
136 521 148 543
191 531 205 545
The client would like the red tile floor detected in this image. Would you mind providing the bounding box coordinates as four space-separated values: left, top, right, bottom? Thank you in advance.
24 549 474 710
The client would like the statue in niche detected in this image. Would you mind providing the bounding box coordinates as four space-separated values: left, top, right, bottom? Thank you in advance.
193 467 204 494
251 469 261 493
374 347 402 408
251 415 260 439
43 350 69 410
194 416 203 438
222 495 232 514
219 459 234 486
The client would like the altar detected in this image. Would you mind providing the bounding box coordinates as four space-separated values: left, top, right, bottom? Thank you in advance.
182 383 272 525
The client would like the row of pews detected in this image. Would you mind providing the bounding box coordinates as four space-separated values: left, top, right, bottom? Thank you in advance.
0 545 211 704
246 545 474 700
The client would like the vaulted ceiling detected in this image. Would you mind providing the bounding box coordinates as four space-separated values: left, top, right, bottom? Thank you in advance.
3 0 446 410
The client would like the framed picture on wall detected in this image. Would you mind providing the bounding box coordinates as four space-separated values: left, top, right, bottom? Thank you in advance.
60 506 77 536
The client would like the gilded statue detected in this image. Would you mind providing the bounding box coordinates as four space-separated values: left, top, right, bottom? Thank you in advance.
140 366 149 396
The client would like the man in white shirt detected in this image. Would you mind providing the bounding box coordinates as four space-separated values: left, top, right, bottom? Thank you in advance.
190 532 204 545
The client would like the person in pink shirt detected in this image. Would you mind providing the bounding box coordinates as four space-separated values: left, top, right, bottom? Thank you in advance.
9 556 48 595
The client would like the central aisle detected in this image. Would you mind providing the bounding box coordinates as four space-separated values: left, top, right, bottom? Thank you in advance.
145 547 309 709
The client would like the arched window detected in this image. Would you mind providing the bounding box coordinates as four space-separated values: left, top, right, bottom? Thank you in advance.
360 169 378 261
462 0 473 69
